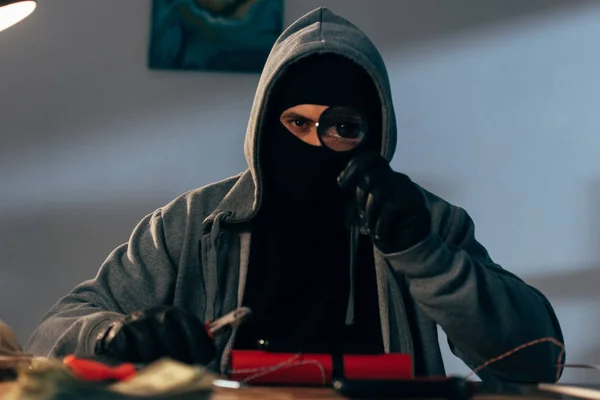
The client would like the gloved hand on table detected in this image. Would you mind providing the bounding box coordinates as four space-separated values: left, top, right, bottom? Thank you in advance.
94 306 216 366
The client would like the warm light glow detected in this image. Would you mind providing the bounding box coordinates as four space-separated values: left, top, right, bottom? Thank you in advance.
0 1 36 33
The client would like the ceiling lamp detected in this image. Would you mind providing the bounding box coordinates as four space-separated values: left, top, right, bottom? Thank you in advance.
0 0 36 33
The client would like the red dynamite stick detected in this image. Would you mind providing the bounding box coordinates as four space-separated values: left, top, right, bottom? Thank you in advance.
229 350 413 385
343 353 413 380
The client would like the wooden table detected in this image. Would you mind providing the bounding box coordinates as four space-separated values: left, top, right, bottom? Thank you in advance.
0 383 340 399
0 381 565 400
0 383 13 399
212 386 344 399
209 387 561 400
0 383 343 399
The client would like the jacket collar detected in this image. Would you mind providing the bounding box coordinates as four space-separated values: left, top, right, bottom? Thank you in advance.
203 170 258 227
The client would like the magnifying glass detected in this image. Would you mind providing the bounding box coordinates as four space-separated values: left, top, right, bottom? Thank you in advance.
316 106 368 152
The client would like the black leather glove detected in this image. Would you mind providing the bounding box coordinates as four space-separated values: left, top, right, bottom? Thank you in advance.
338 151 431 254
95 306 216 366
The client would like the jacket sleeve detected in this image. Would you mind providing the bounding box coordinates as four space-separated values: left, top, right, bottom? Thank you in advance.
382 196 564 383
26 209 178 358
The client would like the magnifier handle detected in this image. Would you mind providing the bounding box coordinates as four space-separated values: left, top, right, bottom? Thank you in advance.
333 377 474 400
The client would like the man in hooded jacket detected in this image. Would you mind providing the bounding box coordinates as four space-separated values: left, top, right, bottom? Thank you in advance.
27 7 564 384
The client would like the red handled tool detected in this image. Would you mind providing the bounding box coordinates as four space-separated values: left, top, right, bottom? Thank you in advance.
63 307 252 382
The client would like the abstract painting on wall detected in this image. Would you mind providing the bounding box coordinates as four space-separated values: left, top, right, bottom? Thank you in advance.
148 0 284 73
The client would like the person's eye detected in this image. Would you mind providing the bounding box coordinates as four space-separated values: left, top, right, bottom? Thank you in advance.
292 119 307 127
283 118 312 133
335 122 361 139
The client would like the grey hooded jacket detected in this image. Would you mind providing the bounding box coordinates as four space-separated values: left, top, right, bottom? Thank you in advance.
27 7 564 383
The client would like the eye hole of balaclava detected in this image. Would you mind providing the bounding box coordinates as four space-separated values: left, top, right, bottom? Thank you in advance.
260 53 383 212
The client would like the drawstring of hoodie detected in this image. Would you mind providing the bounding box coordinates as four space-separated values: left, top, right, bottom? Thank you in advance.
203 212 229 323
345 220 360 326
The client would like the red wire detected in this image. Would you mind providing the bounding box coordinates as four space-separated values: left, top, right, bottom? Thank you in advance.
465 337 566 382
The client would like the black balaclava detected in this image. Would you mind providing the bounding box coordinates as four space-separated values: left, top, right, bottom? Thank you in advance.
261 53 383 212
236 53 384 354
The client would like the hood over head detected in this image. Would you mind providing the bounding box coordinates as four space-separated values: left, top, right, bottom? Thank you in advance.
243 7 398 215
260 52 382 211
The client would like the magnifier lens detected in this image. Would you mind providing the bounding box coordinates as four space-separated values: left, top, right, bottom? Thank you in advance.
317 106 368 152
